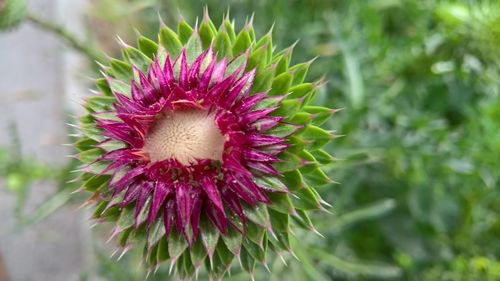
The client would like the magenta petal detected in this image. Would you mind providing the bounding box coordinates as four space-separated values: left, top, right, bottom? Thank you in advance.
134 181 154 226
251 116 284 131
206 74 237 102
146 162 165 180
198 51 216 91
175 202 183 234
211 58 227 84
178 50 189 90
175 181 192 233
234 92 267 113
263 143 291 155
246 161 280 175
114 93 145 113
110 166 145 188
98 150 144 169
116 114 147 138
222 69 255 107
136 68 157 103
100 148 131 161
206 200 228 234
240 107 278 125
98 159 128 175
188 50 208 88
152 58 170 94
163 55 174 84
113 104 129 115
117 112 156 129
221 187 245 223
163 199 175 236
243 149 280 162
111 177 129 196
170 84 190 101
121 181 141 207
223 154 252 177
200 176 224 213
215 112 241 134
99 121 141 146
226 173 256 205
190 193 202 241
148 181 171 225
131 81 145 104
232 173 271 204
247 134 284 147
239 69 255 97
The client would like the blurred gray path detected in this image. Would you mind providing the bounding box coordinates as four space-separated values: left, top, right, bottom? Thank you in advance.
0 0 91 280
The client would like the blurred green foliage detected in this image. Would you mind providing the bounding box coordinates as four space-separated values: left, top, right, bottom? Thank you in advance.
0 124 80 226
2 0 499 280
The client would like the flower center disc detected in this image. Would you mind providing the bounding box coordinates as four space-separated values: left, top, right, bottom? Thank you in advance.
143 110 226 165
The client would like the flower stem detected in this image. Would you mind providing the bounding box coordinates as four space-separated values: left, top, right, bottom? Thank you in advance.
26 13 104 63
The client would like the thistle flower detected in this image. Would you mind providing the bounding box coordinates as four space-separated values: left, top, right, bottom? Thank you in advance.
76 10 337 279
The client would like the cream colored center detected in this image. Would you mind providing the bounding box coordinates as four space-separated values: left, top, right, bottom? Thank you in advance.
143 110 226 165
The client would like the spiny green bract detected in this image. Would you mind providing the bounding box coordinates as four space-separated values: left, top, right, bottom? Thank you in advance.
76 10 337 280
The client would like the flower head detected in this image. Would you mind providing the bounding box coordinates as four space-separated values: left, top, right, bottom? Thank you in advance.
76 11 336 279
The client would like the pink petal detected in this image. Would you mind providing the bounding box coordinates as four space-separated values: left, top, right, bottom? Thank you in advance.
198 50 216 91
243 149 280 162
131 81 145 104
211 58 227 84
163 55 174 84
221 187 245 223
250 116 284 132
134 181 154 227
152 58 170 94
148 181 171 225
116 114 147 138
110 166 146 188
221 69 255 108
163 199 175 236
222 154 252 177
200 176 224 213
178 50 189 90
120 180 141 207
190 192 203 241
246 161 280 175
175 181 192 233
234 92 267 113
226 173 257 205
240 107 278 125
114 93 146 113
231 173 270 204
247 134 284 147
206 73 237 102
98 159 128 176
263 143 291 155
205 200 228 234
188 50 208 88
